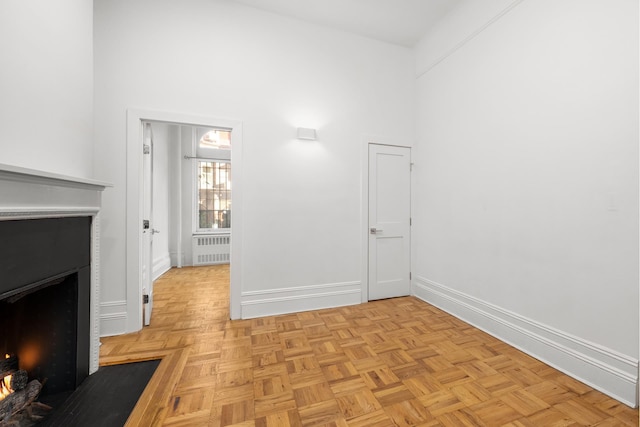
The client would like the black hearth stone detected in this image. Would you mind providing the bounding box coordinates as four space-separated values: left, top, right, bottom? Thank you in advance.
39 360 160 427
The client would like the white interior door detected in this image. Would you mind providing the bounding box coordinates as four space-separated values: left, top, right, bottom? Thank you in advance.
142 122 154 326
368 144 411 300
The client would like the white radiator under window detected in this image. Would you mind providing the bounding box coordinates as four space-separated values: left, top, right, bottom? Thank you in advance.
192 234 230 265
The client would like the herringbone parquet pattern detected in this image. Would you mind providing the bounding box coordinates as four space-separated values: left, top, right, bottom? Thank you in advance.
99 265 639 426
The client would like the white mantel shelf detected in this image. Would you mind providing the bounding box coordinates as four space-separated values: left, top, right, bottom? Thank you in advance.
0 163 112 191
0 163 112 220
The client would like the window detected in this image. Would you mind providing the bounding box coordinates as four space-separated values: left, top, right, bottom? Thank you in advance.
196 129 231 232
200 129 231 150
197 160 231 230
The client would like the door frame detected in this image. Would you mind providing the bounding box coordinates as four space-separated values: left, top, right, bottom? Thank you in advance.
141 121 154 326
126 109 244 332
360 136 412 303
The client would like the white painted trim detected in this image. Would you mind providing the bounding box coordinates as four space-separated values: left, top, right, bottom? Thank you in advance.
152 253 172 281
99 313 128 337
360 138 369 304
170 251 187 267
241 281 361 319
416 0 525 78
0 162 111 190
126 108 244 333
242 280 361 297
99 300 128 337
0 207 100 220
90 213 101 374
413 276 639 408
100 300 128 309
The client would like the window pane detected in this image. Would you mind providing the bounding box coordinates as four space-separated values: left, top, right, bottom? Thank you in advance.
198 161 231 230
199 129 231 150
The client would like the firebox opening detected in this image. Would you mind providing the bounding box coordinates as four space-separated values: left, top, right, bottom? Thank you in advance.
0 217 92 423
0 272 86 398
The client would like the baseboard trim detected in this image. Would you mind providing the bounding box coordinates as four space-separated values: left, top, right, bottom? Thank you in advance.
152 253 171 281
241 281 361 319
413 276 638 407
100 300 128 337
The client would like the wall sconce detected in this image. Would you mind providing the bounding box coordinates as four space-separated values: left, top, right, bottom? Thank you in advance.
296 127 317 141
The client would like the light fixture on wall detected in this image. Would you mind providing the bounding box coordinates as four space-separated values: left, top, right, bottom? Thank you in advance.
296 127 317 141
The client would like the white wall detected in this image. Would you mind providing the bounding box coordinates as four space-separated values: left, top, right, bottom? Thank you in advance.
413 0 638 406
94 0 415 329
0 0 93 178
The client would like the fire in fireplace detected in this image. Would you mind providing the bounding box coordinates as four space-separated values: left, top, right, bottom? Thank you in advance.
0 355 19 400
0 356 14 399
0 353 48 422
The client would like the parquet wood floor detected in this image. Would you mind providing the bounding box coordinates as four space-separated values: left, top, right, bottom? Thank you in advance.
99 265 638 426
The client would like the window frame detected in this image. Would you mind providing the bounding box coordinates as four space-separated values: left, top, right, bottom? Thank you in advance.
193 127 232 235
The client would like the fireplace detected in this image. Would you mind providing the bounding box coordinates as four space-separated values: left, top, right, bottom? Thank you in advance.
0 218 91 396
0 163 109 422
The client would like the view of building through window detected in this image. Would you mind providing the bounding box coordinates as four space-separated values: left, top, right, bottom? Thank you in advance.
200 129 231 150
197 129 231 230
198 160 231 230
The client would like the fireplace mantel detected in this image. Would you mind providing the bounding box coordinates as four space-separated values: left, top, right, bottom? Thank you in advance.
0 162 111 375
0 162 109 189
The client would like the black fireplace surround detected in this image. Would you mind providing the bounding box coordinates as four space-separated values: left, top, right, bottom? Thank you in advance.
0 217 91 398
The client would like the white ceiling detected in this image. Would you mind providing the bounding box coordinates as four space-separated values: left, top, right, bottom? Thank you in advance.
229 0 463 47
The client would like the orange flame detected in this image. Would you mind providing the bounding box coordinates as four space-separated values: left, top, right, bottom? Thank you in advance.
0 355 15 400
0 375 13 400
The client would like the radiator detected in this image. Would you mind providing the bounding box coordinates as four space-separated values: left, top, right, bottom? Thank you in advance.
192 234 230 266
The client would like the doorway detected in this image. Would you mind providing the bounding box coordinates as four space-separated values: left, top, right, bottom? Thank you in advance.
367 143 411 300
126 109 243 332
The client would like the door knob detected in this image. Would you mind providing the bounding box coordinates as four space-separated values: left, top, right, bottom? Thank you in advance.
370 227 383 234
151 229 160 234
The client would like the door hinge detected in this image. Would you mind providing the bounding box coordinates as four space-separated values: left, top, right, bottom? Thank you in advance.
409 272 412 280
410 162 414 171
410 217 412 226
143 294 149 304
143 144 150 154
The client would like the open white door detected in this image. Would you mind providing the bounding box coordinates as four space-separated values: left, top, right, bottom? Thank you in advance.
142 122 155 326
368 144 411 300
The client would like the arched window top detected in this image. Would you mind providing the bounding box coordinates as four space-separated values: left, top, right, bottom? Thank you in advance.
200 129 231 150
